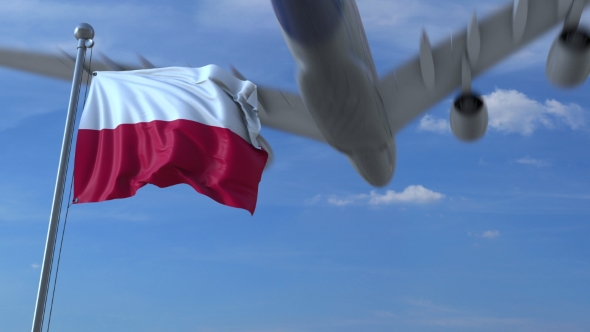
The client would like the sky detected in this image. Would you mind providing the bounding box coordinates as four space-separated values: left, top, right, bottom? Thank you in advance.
1 0 590 331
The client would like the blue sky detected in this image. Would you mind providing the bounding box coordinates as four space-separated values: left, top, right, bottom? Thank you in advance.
1 0 590 331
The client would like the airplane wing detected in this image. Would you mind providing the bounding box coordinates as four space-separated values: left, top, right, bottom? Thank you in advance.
0 0 587 141
0 47 144 81
380 0 590 134
256 87 324 141
0 47 325 142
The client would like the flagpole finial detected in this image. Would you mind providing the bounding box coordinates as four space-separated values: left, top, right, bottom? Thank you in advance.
74 23 94 40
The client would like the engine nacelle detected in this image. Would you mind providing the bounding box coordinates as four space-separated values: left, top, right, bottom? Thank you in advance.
546 28 590 87
450 93 488 142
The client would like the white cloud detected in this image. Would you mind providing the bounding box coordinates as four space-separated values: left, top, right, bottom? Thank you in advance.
418 115 449 133
468 230 500 239
369 185 445 205
418 89 586 136
323 185 445 207
31 264 40 269
327 197 357 206
516 156 550 167
484 88 585 135
481 230 500 239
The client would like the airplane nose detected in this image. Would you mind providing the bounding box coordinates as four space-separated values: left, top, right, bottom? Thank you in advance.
271 0 343 46
346 142 396 187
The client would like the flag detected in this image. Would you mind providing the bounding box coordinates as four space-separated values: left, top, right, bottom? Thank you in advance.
73 65 268 214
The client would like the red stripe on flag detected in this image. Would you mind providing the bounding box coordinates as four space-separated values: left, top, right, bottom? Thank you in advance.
74 119 268 214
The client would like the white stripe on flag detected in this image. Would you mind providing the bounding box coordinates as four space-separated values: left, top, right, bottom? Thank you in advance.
79 65 261 147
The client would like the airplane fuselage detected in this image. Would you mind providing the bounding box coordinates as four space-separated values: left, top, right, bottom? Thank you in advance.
271 0 396 186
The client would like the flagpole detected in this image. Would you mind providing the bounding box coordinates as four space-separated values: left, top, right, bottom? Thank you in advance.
31 23 94 332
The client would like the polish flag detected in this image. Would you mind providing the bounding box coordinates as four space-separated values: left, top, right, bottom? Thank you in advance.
73 65 268 214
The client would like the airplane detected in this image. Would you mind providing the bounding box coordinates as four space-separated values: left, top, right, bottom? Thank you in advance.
0 0 589 187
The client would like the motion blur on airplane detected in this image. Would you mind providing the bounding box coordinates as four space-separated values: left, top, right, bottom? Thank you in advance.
1 0 589 186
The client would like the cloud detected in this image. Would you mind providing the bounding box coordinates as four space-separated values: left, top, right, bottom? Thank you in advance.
31 264 40 269
485 88 585 135
418 89 586 136
325 193 367 206
481 230 500 239
369 185 445 205
468 230 500 239
418 115 449 133
327 197 357 206
322 185 445 207
516 156 550 167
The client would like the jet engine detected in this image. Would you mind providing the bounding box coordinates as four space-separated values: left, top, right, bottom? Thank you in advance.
546 28 590 87
450 93 488 142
